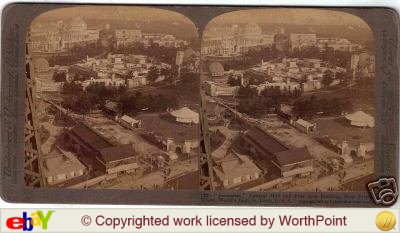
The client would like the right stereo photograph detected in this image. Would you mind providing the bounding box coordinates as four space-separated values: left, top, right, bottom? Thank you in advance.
200 9 375 192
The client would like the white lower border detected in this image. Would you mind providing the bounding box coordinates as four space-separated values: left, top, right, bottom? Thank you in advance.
0 208 398 232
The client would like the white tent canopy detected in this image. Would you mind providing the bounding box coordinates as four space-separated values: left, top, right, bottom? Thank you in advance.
345 111 374 128
170 107 199 124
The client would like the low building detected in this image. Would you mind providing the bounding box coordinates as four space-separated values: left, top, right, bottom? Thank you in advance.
289 33 317 50
292 118 317 133
103 101 120 117
204 81 239 97
97 144 138 174
241 126 313 179
209 62 225 77
213 152 263 188
64 123 138 174
256 80 301 94
115 29 142 47
271 147 313 178
117 115 141 129
301 79 322 92
277 104 294 120
42 147 87 186
81 77 126 90
345 111 374 128
169 107 199 124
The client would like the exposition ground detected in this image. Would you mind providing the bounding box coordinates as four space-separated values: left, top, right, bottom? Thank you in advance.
38 99 199 190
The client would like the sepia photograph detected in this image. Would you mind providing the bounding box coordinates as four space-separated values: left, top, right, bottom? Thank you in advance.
201 9 375 192
25 6 201 190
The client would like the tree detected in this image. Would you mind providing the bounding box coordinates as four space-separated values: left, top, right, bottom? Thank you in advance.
160 67 171 78
147 66 159 82
52 72 67 82
227 76 241 86
322 70 334 87
237 86 257 98
61 81 82 94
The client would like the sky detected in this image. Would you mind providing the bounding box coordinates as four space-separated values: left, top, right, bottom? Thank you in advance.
32 6 194 25
207 8 371 29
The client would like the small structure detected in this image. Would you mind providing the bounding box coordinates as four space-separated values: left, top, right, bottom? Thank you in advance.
204 81 239 97
345 111 374 128
293 118 317 133
103 101 120 117
213 152 263 188
209 62 225 77
241 126 314 179
117 114 141 129
97 144 138 174
271 147 314 178
169 107 199 124
64 123 138 174
277 104 294 120
42 148 87 186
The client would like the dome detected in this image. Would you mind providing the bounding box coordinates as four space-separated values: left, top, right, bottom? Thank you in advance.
209 62 224 75
34 58 50 72
242 22 262 36
358 52 373 68
69 17 87 31
274 33 289 42
170 107 199 124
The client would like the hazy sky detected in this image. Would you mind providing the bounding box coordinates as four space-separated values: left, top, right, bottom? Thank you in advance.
207 9 371 29
32 6 194 25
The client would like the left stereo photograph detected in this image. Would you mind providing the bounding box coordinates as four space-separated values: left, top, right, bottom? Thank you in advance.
24 6 201 190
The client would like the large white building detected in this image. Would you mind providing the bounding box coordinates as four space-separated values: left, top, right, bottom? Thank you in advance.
204 81 239 97
115 29 142 47
317 38 362 52
202 23 274 57
289 33 317 50
30 17 100 53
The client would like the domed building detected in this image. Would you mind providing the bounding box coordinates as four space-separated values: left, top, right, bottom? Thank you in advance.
358 52 375 76
69 16 87 31
242 22 262 37
62 17 91 49
209 62 225 77
274 31 290 54
99 24 116 51
33 57 50 73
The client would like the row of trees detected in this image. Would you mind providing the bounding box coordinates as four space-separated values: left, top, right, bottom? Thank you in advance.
118 92 178 115
61 82 126 113
293 95 353 119
236 86 301 117
48 42 105 66
221 44 353 72
146 65 174 82
114 42 179 64
52 71 67 82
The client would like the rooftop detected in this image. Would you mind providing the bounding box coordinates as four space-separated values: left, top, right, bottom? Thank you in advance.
136 113 198 143
104 101 120 113
170 107 199 121
244 126 288 155
295 118 315 128
42 147 86 178
98 144 136 163
69 123 113 152
274 147 313 166
209 62 224 74
345 111 374 123
214 153 262 182
120 115 140 124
